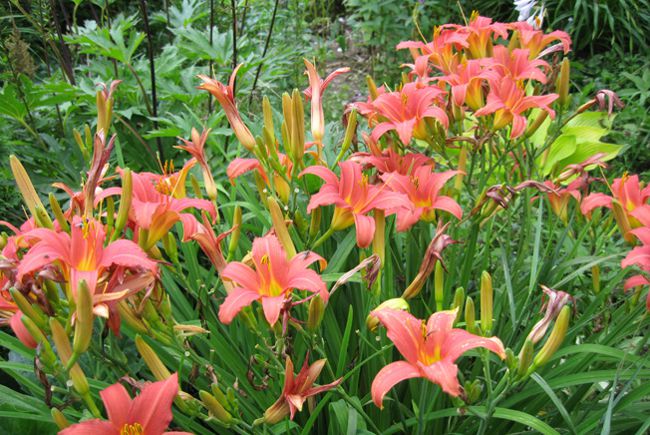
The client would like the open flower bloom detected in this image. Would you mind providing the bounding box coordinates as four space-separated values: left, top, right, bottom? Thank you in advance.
369 83 449 145
397 28 469 75
474 76 557 139
510 21 571 58
622 227 650 311
370 308 505 408
482 46 549 83
352 149 434 175
17 216 157 305
60 373 189 435
263 355 342 423
301 161 411 248
175 128 218 201
122 169 216 248
197 65 257 151
303 60 349 144
380 167 462 231
219 234 327 326
436 59 499 109
446 14 509 59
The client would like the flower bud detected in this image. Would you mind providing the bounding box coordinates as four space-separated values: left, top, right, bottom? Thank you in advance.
227 206 242 261
505 348 517 372
199 390 233 425
21 316 56 368
267 196 296 259
135 335 171 381
464 379 482 404
591 265 600 294
10 155 48 223
517 339 534 378
9 288 47 330
556 58 570 108
291 89 306 165
532 305 571 370
335 110 357 164
524 110 549 138
434 261 444 311
452 287 465 312
372 210 386 267
367 298 409 332
308 207 322 240
112 168 132 241
307 295 326 331
49 193 70 233
366 75 379 100
117 301 149 334
70 281 93 368
50 318 91 399
162 233 178 263
465 296 476 334
51 408 69 430
611 200 634 243
480 271 493 334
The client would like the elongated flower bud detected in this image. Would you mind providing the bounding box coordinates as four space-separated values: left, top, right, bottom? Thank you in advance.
309 207 322 240
556 58 570 108
10 155 48 222
291 89 306 165
227 206 242 261
367 298 409 332
21 316 56 367
71 281 94 361
532 305 570 369
307 295 326 331
117 301 149 334
51 408 69 430
465 296 476 334
517 339 534 378
200 390 233 424
452 287 465 325
372 210 385 267
366 75 379 100
9 288 47 330
49 193 70 233
591 265 600 294
611 200 634 243
480 271 493 334
135 335 171 381
524 110 549 138
335 110 357 164
112 168 132 241
267 196 296 259
434 261 444 311
163 233 178 263
50 318 91 397
263 96 275 145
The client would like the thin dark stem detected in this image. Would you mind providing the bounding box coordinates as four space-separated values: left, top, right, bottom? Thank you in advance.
248 0 279 105
240 0 249 34
138 0 164 160
230 0 238 89
48 0 76 84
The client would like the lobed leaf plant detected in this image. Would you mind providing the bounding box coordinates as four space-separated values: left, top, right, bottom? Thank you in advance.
1 12 649 435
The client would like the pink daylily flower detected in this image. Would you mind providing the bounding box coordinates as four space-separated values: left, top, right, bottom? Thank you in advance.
397 28 469 75
369 83 449 145
581 175 650 220
0 290 36 348
445 14 509 59
60 373 189 435
17 216 157 305
436 59 500 109
474 75 558 138
482 46 550 83
510 21 571 58
198 65 257 151
380 167 462 231
263 355 342 423
218 234 328 326
370 308 505 408
175 128 218 201
351 149 434 175
301 161 411 248
227 153 293 203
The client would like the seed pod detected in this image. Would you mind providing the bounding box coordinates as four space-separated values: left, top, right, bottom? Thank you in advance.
532 305 570 369
199 390 233 425
480 271 493 334
135 335 171 381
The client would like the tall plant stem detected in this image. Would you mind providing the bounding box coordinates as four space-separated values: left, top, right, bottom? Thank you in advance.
230 0 238 83
138 0 164 160
248 0 280 105
48 0 76 84
207 0 215 113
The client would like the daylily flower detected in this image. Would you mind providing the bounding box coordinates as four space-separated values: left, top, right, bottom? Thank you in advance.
301 161 411 248
474 76 558 138
543 179 582 223
218 234 328 326
369 308 505 408
581 175 650 242
60 373 189 435
368 83 449 145
380 166 462 231
447 14 509 59
436 59 499 109
510 21 571 58
262 355 341 424
526 285 573 344
175 128 218 201
352 149 434 175
482 46 550 83
198 65 257 151
303 60 349 144
17 216 157 304
83 132 115 218
397 28 469 75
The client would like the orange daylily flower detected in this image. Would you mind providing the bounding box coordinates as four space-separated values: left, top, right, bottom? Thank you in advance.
60 373 190 435
370 308 505 408
175 128 218 201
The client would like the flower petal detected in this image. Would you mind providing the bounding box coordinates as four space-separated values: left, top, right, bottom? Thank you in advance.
371 361 421 409
261 295 285 326
418 359 461 396
128 373 179 434
100 383 132 428
218 288 260 324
